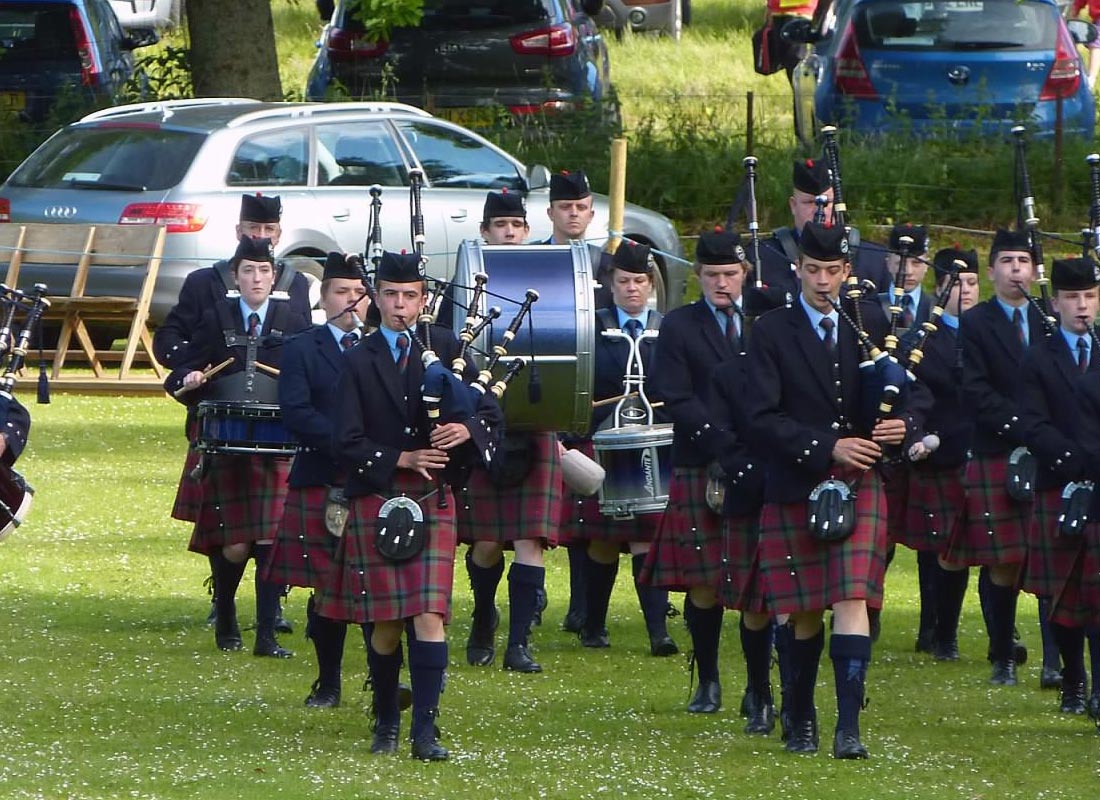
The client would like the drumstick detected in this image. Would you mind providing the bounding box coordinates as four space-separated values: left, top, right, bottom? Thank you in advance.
591 392 664 409
172 358 234 398
255 362 280 377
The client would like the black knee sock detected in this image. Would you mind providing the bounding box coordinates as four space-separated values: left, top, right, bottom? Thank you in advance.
633 553 670 638
934 565 969 645
987 581 1019 663
507 563 545 647
1038 596 1061 671
791 627 825 725
740 617 773 702
408 639 448 742
567 544 589 619
583 557 618 636
978 565 994 644
252 544 282 638
1050 622 1085 686
212 551 246 624
466 548 504 621
830 633 871 735
684 598 723 683
207 554 218 602
774 619 795 710
310 611 347 691
916 550 940 638
1088 627 1100 692
367 640 403 727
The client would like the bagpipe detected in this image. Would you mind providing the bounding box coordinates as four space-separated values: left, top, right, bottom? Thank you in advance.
0 283 48 541
1012 125 1053 321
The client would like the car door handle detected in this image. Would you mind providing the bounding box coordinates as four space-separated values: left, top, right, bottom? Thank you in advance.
332 209 350 221
450 209 468 222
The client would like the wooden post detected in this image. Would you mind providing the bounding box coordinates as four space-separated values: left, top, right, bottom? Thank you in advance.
607 138 628 254
746 91 755 157
1053 95 1064 214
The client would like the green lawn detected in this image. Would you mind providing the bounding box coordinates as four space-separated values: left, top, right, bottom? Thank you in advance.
0 395 1095 799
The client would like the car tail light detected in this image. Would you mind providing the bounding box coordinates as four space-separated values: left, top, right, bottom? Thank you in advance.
0 199 9 223
507 100 577 116
119 202 206 234
834 22 878 100
325 27 389 61
1040 23 1082 100
510 24 576 56
68 8 100 87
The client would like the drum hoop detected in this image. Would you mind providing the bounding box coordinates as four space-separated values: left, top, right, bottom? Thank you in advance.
592 423 675 448
197 400 281 418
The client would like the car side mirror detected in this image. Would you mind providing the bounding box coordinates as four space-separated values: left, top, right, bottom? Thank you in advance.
122 28 159 50
579 0 604 15
526 164 551 191
781 17 820 44
1067 19 1099 47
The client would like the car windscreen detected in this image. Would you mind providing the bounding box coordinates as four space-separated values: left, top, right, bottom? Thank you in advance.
339 0 551 31
853 0 1057 50
6 125 205 191
0 3 79 65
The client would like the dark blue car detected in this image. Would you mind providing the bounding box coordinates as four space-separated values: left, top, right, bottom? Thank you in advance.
787 0 1097 141
0 0 156 123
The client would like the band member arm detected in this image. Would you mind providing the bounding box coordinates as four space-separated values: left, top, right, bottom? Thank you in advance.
460 391 505 470
153 268 209 366
1018 353 1088 483
1075 380 1100 481
0 395 29 466
277 335 337 459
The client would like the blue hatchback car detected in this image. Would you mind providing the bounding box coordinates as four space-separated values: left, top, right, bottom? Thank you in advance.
786 0 1098 142
0 0 157 123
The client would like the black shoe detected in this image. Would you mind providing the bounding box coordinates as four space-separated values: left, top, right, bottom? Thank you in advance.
744 696 776 736
214 615 242 652
561 609 586 633
915 628 935 654
502 643 542 673
1061 681 1087 714
398 682 413 712
305 680 341 708
466 606 499 667
580 628 610 648
275 615 294 635
784 718 819 753
687 679 721 713
832 729 869 759
1013 640 1028 667
739 686 757 718
649 633 678 657
254 634 294 659
990 659 1017 686
411 736 449 761
1040 666 1063 690
932 638 960 662
205 601 217 626
370 722 400 755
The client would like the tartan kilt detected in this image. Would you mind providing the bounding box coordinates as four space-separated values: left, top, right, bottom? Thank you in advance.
757 468 888 615
187 454 291 556
560 440 660 547
640 467 727 592
455 432 563 546
945 454 1031 567
315 475 457 625
897 465 966 553
262 486 338 590
171 420 202 522
1021 487 1084 598
721 517 769 615
1050 523 1096 628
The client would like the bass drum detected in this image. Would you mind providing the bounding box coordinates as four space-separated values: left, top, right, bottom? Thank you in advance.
450 240 594 434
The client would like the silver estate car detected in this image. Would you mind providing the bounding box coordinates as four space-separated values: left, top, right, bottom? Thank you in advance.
0 98 687 325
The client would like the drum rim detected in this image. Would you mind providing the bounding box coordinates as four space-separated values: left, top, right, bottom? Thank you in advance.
592 422 675 446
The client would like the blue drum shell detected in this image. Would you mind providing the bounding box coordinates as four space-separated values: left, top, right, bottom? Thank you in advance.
592 423 673 518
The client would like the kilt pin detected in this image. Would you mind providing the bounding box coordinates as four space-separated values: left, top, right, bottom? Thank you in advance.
455 432 563 546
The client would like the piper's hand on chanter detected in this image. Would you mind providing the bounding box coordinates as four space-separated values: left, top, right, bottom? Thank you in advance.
182 369 207 390
832 437 881 470
871 418 907 446
398 448 449 481
430 422 471 450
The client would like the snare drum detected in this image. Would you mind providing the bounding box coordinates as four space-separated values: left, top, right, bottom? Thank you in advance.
196 401 297 456
0 463 33 542
450 239 594 434
591 423 673 518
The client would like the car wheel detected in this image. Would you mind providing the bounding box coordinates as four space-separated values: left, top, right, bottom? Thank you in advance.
668 0 683 40
681 0 692 27
283 253 326 325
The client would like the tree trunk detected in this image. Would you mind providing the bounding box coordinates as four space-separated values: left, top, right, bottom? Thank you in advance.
185 0 283 100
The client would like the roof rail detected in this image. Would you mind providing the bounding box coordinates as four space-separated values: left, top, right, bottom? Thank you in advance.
225 101 432 128
80 98 259 123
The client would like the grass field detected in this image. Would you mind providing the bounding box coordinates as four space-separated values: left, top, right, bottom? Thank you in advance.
0 396 1096 800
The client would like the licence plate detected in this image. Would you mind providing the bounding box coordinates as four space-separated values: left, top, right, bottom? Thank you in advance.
437 106 498 129
0 91 25 112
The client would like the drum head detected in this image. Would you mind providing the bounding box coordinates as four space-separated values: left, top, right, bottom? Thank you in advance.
450 239 594 434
